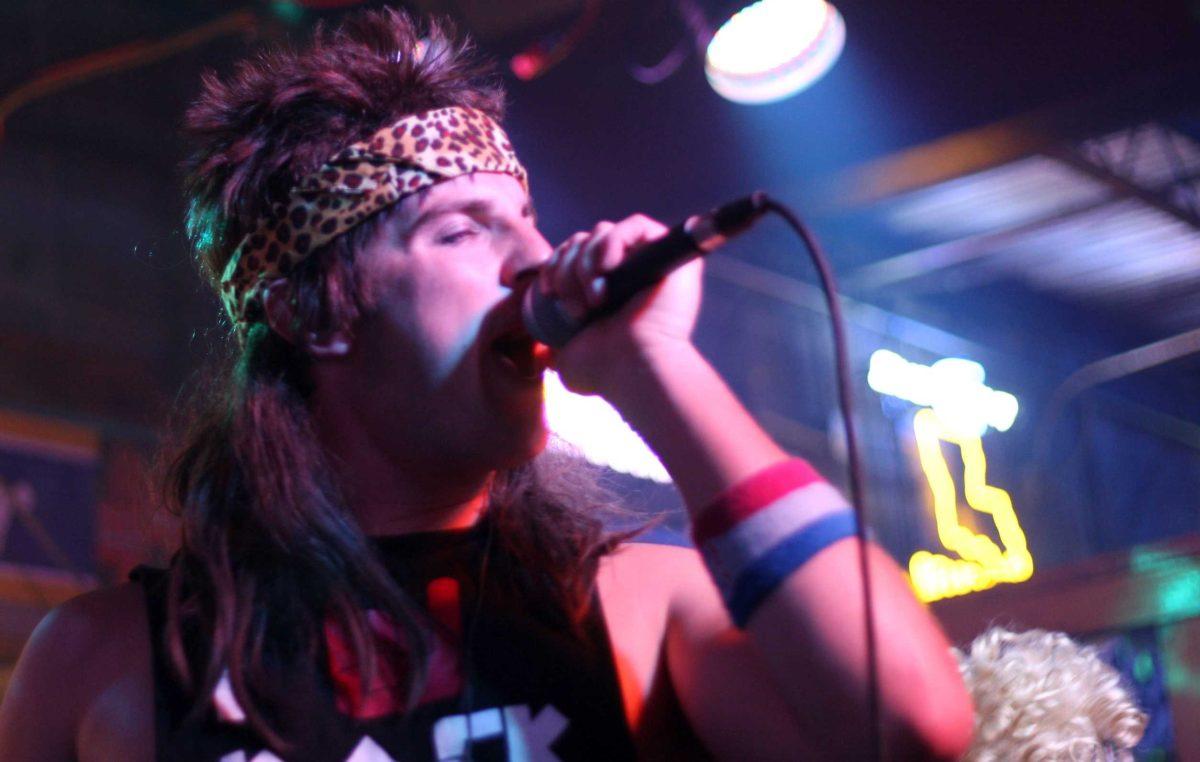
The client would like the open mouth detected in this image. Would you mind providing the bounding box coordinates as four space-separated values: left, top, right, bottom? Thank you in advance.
490 329 553 381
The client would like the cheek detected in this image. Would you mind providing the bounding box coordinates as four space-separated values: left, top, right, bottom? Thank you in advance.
399 272 497 383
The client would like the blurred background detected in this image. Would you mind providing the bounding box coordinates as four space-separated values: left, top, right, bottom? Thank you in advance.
0 0 1198 754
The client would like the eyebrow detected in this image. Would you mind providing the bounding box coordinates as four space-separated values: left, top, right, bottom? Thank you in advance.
403 196 538 242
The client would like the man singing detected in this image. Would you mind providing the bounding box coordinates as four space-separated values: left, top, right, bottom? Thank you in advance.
0 9 972 760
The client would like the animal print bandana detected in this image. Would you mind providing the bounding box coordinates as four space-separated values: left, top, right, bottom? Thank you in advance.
219 106 529 330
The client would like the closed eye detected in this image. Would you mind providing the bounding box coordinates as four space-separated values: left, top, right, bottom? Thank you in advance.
435 222 482 246
438 229 475 245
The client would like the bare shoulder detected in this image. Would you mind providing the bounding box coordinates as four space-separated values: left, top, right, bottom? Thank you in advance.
0 582 153 762
596 541 726 685
595 541 716 751
600 542 812 760
24 582 148 668
600 541 706 585
596 541 693 632
599 541 720 619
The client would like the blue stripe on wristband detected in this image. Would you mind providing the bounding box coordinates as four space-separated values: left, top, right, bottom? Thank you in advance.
726 510 859 627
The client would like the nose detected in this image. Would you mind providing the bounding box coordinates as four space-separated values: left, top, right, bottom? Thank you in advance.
499 221 553 289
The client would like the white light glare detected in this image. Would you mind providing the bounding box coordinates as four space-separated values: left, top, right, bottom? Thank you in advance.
867 350 1019 437
543 371 672 484
705 0 846 104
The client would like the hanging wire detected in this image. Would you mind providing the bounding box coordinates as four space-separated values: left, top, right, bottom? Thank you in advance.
509 0 604 81
762 195 884 762
628 0 713 85
628 37 691 85
0 8 257 145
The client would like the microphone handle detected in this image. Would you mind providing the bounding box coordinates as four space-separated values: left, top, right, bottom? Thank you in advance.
596 192 767 320
521 222 699 348
589 223 699 322
523 192 768 347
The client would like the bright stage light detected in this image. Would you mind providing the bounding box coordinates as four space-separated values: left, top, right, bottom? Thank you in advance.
542 371 672 484
868 350 1019 437
705 0 845 104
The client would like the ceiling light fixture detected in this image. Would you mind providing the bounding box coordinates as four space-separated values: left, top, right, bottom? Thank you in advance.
705 0 845 104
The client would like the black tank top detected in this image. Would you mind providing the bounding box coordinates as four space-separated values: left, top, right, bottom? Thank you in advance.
132 526 637 761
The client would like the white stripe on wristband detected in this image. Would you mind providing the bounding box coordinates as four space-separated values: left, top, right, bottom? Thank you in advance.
701 480 848 593
692 459 858 627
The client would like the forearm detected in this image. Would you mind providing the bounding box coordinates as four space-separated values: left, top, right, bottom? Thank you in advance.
748 542 973 758
603 342 973 758
601 341 786 508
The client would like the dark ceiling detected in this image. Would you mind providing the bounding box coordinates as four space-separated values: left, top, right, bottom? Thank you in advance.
2 0 1199 435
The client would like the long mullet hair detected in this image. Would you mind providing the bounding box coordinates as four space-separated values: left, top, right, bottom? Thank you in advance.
167 10 626 751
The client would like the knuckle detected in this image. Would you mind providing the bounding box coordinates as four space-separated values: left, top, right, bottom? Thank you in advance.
635 213 668 235
599 243 623 268
560 239 581 263
574 246 593 274
553 263 574 293
558 233 583 254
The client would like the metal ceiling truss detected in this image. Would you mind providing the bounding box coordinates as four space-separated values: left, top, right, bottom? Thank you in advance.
843 121 1200 318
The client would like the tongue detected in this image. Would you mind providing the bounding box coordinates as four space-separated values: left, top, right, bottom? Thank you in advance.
493 330 557 379
510 344 538 378
495 337 536 379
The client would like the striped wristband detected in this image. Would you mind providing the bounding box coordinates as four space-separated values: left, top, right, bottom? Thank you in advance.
692 459 858 627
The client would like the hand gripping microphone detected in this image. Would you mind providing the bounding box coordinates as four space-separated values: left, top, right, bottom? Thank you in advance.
522 192 770 348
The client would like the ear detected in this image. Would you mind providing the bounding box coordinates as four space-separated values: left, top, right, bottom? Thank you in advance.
261 278 353 358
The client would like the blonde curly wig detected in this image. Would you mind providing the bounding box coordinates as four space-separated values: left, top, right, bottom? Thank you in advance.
954 627 1148 761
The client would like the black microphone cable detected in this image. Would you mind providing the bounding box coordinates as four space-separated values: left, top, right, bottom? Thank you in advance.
758 194 882 762
524 191 883 759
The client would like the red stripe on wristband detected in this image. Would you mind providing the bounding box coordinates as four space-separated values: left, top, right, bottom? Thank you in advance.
691 458 825 546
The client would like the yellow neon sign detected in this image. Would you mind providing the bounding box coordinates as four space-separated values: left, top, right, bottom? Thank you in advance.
907 407 1033 602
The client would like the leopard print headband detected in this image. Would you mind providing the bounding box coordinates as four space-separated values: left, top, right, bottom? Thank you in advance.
219 106 529 329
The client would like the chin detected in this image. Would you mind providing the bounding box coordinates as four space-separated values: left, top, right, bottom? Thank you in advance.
472 367 551 470
493 419 550 471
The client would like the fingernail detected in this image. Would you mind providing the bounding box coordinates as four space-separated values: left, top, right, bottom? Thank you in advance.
589 277 606 306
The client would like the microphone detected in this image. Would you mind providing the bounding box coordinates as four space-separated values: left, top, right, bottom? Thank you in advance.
522 191 770 347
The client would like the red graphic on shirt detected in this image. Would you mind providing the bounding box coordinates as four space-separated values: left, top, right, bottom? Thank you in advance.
324 576 465 720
